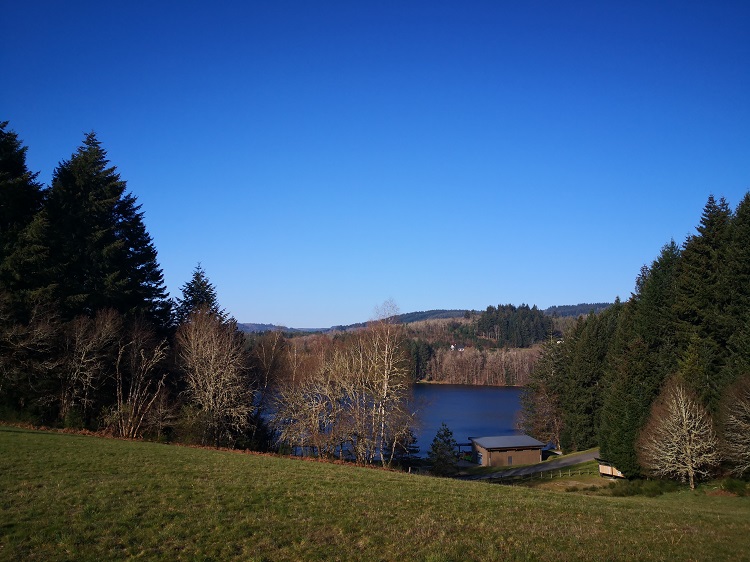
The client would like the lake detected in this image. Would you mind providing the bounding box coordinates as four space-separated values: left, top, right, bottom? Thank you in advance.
411 384 523 456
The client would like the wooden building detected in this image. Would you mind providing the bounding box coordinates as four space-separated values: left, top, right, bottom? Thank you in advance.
470 435 544 467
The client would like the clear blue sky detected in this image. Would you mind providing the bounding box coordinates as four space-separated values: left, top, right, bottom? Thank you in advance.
3 1 749 328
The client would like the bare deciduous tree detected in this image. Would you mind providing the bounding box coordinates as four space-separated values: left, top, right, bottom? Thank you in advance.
428 346 540 386
637 377 720 489
250 331 286 419
0 294 61 402
273 301 416 467
359 307 414 466
109 319 169 439
176 307 254 447
274 356 348 458
721 375 750 477
58 309 121 424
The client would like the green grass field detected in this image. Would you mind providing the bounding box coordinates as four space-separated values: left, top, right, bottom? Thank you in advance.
2 426 749 561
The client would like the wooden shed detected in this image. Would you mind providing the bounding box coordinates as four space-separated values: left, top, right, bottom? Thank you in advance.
470 435 544 467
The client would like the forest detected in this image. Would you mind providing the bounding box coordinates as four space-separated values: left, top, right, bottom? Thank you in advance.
0 122 549 464
6 119 746 484
521 194 750 486
401 304 554 385
0 122 429 464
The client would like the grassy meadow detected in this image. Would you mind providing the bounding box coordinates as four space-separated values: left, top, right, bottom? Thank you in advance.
1 426 749 561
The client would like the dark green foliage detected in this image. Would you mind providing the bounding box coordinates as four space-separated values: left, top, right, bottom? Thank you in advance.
675 196 732 339
544 303 613 317
674 196 734 410
519 338 564 448
558 302 622 452
475 303 552 347
599 242 681 477
0 122 44 263
393 310 468 323
725 193 750 380
0 123 46 318
174 264 226 324
408 338 434 381
720 478 748 496
528 193 750 479
0 124 174 431
606 479 680 497
35 133 170 325
427 422 458 476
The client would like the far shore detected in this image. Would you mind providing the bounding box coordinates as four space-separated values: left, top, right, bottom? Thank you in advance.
415 380 524 388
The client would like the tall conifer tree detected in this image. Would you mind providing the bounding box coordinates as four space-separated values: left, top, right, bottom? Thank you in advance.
726 193 750 379
40 133 170 325
675 196 732 345
559 302 621 451
675 195 733 410
0 122 46 314
600 242 681 476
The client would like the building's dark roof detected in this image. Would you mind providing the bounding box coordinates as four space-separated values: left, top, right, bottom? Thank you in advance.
470 435 545 450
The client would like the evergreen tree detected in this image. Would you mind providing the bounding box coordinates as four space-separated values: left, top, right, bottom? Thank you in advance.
725 193 750 379
0 122 44 256
427 422 458 476
599 242 681 477
39 133 170 325
674 195 733 405
558 302 621 452
519 337 564 449
0 122 46 316
175 264 226 325
408 339 433 381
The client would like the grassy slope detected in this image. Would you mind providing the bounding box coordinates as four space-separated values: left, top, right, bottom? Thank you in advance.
1 427 749 562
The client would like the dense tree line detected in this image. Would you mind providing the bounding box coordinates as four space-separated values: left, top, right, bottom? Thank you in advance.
475 304 552 347
544 303 612 317
402 307 549 384
521 194 750 483
0 123 175 429
405 305 551 351
0 123 421 466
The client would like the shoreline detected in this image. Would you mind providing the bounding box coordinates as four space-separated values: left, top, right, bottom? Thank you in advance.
415 380 525 388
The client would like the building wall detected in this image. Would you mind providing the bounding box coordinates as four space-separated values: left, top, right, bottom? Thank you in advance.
474 445 541 467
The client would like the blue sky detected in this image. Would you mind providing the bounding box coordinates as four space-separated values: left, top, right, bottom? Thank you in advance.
3 1 749 328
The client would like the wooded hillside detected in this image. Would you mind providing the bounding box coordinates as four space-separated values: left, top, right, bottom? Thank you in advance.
521 194 750 483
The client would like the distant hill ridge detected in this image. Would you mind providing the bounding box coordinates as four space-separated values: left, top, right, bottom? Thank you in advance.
238 304 611 333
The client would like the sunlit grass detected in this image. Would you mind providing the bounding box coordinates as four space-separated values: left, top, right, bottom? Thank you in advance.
1 426 749 561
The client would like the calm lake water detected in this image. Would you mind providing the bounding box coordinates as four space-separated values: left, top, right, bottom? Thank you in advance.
411 384 522 456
